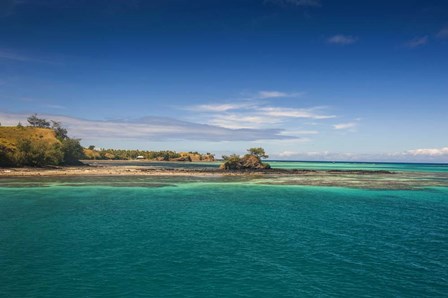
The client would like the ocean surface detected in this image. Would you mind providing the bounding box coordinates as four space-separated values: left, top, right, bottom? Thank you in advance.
1 162 447 297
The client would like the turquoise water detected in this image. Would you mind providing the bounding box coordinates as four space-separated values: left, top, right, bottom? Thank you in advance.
1 177 447 297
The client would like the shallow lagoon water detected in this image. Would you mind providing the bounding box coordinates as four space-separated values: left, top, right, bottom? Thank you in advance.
1 163 448 297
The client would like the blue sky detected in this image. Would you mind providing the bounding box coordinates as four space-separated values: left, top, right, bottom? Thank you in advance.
0 0 447 161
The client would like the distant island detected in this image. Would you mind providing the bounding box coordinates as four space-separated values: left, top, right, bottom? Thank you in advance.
0 114 396 179
1 116 411 189
0 114 281 170
83 147 215 162
0 114 219 167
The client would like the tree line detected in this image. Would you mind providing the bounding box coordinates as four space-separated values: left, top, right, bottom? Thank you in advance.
84 147 214 161
84 147 182 161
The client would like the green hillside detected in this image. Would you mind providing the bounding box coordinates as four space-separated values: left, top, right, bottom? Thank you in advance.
0 127 61 149
0 126 83 167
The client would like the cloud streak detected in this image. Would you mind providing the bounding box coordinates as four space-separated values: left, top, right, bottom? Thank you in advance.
209 114 277 129
199 105 335 129
404 36 428 48
190 90 302 112
333 122 357 130
188 91 334 129
193 102 255 112
0 112 297 142
436 27 448 39
327 35 357 45
0 49 34 62
259 107 335 119
257 90 303 99
0 48 59 64
257 90 288 98
407 147 448 157
272 148 448 162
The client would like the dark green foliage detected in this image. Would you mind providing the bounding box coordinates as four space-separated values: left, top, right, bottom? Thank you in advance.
222 154 240 161
0 144 15 166
220 148 270 170
61 138 84 164
247 147 269 159
88 145 95 150
27 114 50 128
13 138 63 167
51 121 68 140
220 154 242 170
3 137 83 167
84 148 182 160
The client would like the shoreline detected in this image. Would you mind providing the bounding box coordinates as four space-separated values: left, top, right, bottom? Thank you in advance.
1 165 447 190
0 165 395 177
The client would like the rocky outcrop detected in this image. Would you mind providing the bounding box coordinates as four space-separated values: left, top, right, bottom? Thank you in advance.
219 154 270 170
179 152 215 162
171 156 192 162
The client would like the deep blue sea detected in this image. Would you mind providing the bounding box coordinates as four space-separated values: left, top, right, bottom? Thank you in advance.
1 162 447 297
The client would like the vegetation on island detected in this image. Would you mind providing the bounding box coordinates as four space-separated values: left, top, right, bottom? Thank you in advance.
83 147 215 162
0 114 84 167
0 114 215 167
220 147 271 170
1 114 270 170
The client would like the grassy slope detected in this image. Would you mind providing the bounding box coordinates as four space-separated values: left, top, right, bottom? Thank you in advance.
0 127 60 150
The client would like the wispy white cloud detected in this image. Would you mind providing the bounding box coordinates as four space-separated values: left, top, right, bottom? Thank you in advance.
407 147 448 157
404 36 428 48
190 89 301 112
277 151 301 158
274 149 331 158
0 48 58 64
189 90 332 129
259 107 335 119
0 49 33 62
202 106 334 129
259 90 305 98
265 0 321 7
190 93 335 129
258 90 287 98
270 147 448 162
436 27 448 39
272 148 448 162
279 130 319 136
273 150 355 160
193 102 255 112
43 104 67 110
0 112 296 142
333 122 357 130
327 35 357 45
257 90 302 98
209 114 278 129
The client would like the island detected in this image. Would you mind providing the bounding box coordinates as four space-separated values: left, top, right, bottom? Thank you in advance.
3 114 448 191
